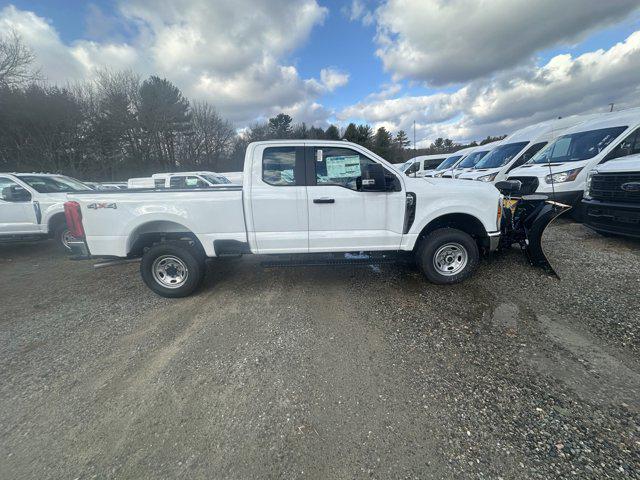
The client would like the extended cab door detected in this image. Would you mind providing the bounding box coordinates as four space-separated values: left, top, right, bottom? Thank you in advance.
306 146 405 252
0 176 40 234
249 145 309 253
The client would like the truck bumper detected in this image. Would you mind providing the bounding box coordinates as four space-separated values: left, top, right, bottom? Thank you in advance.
68 240 91 259
582 198 640 238
487 232 501 252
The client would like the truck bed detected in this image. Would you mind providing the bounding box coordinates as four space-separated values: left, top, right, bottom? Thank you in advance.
68 187 246 257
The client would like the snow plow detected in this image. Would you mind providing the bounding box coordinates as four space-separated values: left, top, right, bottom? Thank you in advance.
495 180 571 278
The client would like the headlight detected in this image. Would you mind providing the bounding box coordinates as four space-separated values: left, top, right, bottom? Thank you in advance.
584 171 594 198
477 172 498 182
544 167 583 184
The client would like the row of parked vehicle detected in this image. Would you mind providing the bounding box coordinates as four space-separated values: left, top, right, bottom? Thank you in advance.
398 108 640 238
0 169 240 251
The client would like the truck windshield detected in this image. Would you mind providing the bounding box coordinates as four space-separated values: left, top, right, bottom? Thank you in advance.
400 161 413 172
435 155 462 170
201 174 231 184
529 126 627 164
474 142 528 169
457 150 488 169
17 175 91 193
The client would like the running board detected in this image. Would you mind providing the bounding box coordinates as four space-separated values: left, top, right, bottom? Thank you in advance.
261 254 401 268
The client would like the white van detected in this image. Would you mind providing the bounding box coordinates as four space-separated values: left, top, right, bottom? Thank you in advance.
430 146 485 178
457 116 592 184
449 143 500 179
400 154 449 177
508 108 640 207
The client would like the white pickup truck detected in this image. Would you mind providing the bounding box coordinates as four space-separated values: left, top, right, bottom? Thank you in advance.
1 173 92 250
66 141 545 297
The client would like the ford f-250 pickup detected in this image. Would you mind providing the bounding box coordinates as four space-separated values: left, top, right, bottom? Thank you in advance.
64 140 562 297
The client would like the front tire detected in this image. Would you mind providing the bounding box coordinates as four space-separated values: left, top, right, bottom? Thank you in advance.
140 242 206 298
416 228 479 284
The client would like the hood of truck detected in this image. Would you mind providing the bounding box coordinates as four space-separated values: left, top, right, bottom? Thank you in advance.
457 167 501 180
406 176 499 196
592 155 640 174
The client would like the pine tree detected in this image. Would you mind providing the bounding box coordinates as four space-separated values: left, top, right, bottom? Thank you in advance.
343 123 359 142
268 113 293 138
325 124 340 140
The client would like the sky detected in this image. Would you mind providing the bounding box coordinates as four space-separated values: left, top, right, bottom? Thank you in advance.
1 0 640 147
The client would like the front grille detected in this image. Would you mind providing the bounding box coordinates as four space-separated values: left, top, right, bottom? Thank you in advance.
507 176 539 195
585 204 640 237
590 173 640 203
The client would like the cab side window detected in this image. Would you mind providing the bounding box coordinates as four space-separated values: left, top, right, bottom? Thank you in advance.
263 147 297 186
406 162 419 175
604 127 640 162
314 147 400 191
0 178 31 202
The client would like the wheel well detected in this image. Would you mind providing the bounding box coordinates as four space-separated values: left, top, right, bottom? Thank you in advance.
48 213 66 236
127 221 205 257
416 213 488 251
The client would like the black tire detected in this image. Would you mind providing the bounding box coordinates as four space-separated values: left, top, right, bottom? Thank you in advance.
140 241 206 298
416 228 479 284
53 222 73 252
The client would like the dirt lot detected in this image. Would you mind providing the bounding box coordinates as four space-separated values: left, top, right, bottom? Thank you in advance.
1 220 639 479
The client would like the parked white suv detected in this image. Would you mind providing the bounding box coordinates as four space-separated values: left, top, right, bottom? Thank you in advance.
0 173 91 250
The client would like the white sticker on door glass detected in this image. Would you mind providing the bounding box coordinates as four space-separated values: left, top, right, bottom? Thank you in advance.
326 155 361 178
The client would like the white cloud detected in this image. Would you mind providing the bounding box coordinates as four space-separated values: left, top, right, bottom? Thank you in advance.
0 5 138 84
375 0 640 85
320 68 350 91
340 31 640 143
0 1 345 126
343 0 375 26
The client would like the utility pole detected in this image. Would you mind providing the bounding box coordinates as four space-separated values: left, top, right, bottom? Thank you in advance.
413 120 416 151
609 103 615 112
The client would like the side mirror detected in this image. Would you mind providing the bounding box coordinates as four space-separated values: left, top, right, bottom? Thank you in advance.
2 186 31 202
360 163 388 192
495 180 522 196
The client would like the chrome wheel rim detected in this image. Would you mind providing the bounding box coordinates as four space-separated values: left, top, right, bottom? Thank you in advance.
152 255 189 288
433 242 468 276
61 229 76 250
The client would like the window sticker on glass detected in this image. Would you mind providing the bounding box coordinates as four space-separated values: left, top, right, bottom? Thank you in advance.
326 155 361 178
185 177 198 186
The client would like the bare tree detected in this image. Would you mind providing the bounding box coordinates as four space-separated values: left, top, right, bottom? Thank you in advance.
0 29 39 88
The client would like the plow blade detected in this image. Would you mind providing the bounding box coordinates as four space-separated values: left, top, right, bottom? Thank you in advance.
523 202 571 277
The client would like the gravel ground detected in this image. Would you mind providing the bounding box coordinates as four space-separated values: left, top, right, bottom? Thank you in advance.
0 219 639 479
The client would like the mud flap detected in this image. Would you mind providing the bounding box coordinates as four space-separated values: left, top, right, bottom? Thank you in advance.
523 202 571 277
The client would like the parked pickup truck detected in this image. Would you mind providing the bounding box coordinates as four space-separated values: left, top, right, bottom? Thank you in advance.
582 154 640 238
65 141 512 297
1 173 91 250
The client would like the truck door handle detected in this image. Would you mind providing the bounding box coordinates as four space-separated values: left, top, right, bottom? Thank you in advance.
313 198 335 204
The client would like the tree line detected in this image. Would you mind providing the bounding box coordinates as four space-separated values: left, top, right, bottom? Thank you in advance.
0 31 504 181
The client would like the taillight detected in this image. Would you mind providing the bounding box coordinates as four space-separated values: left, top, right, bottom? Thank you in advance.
64 201 85 238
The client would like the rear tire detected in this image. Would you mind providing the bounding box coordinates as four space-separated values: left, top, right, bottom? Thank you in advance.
416 228 479 284
140 241 206 298
54 223 75 252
